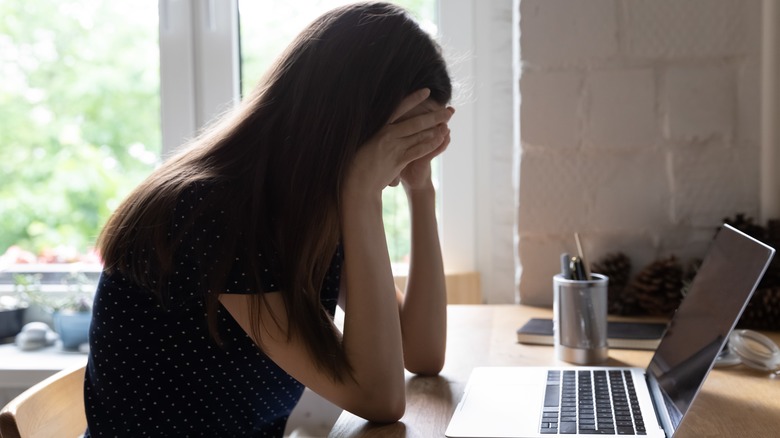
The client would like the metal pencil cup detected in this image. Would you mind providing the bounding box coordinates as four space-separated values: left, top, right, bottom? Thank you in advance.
553 273 609 365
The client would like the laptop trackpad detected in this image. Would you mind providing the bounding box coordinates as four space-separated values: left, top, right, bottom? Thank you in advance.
446 367 547 437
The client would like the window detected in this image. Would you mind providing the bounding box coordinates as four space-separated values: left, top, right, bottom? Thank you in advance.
0 0 160 266
2 0 481 281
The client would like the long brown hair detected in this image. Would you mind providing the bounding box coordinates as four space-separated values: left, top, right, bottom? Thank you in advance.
98 1 452 381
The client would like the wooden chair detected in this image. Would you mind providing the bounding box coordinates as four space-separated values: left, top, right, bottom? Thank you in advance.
0 365 87 438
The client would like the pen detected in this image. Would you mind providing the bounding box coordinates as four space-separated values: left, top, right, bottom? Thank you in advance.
560 253 572 279
570 256 587 281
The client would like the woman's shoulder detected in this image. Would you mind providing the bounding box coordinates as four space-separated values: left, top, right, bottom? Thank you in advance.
172 180 235 224
177 179 229 206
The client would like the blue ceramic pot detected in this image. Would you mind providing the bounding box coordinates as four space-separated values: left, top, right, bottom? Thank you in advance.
53 310 92 350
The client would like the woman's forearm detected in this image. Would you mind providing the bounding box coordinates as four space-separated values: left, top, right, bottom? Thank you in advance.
339 190 407 417
399 182 447 375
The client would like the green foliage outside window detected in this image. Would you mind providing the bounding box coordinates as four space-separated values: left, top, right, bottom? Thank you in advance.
0 0 435 265
0 0 159 261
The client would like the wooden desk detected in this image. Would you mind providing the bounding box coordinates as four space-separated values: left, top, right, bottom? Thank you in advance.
329 304 780 437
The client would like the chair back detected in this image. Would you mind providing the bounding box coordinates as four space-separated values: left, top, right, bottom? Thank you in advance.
0 365 86 438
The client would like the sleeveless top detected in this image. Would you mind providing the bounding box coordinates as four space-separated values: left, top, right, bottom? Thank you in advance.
84 182 342 437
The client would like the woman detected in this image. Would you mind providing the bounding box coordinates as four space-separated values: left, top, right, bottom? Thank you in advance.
84 2 453 436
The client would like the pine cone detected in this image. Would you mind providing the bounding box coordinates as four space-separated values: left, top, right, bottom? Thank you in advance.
722 213 766 241
766 219 780 245
625 256 684 317
679 258 701 298
721 215 780 288
738 287 780 331
763 220 780 288
592 252 634 315
761 259 780 290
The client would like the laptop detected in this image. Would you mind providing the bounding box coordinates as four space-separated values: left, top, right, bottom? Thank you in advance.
445 224 774 438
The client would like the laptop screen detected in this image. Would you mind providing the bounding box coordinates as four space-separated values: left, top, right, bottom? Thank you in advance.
646 225 774 428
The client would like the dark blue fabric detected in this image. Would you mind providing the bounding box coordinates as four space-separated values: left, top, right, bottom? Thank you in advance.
84 183 342 437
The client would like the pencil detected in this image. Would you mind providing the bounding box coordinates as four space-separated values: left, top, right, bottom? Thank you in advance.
574 232 592 280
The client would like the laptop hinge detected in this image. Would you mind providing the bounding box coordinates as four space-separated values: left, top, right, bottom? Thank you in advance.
646 373 678 437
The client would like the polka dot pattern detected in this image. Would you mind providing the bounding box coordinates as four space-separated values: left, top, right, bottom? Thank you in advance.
84 183 342 437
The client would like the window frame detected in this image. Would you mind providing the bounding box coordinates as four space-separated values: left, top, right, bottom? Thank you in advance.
158 0 483 280
159 0 240 157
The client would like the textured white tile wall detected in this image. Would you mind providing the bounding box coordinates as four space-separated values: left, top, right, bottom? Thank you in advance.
516 0 761 305
663 65 735 140
520 71 581 149
622 0 746 58
585 69 657 149
520 0 618 67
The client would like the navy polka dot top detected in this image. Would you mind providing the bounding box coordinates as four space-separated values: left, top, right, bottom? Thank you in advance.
84 182 342 437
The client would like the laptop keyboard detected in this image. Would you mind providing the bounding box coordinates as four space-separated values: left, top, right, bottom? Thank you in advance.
540 370 646 435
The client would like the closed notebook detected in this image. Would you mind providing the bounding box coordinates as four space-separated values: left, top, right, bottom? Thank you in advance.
516 318 666 350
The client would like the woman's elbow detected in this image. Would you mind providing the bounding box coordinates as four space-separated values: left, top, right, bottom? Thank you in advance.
404 353 445 376
344 378 406 423
367 398 406 423
353 393 406 423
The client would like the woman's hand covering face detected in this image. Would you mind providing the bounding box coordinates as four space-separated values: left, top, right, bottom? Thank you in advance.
345 89 454 196
394 97 453 190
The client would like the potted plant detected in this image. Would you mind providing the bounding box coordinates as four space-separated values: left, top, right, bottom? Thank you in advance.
51 297 92 350
15 272 95 351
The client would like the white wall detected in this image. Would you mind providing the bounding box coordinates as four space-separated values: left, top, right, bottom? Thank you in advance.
516 0 762 305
